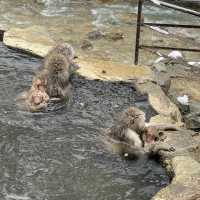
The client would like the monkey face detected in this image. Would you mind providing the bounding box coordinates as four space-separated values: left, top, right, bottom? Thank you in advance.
143 126 162 144
53 59 66 72
32 94 43 105
47 54 70 73
32 78 46 91
122 107 146 132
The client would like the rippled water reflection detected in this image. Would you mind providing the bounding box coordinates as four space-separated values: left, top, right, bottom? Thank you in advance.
0 43 169 200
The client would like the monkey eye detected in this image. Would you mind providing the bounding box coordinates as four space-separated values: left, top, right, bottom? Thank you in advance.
158 131 164 137
155 137 159 141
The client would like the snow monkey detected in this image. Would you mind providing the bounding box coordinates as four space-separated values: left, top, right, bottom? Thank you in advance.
43 43 78 100
103 107 147 159
103 107 177 159
16 71 49 112
44 42 79 75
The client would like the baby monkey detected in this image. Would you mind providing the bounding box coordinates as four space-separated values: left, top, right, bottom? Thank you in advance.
16 71 49 112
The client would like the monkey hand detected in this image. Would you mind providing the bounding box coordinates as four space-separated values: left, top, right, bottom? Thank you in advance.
150 142 176 155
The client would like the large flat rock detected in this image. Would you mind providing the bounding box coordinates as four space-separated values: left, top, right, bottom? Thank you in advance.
76 58 155 82
169 78 200 102
3 26 56 57
3 25 155 82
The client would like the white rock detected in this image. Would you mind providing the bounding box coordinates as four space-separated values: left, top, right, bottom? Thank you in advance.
188 61 200 67
177 95 189 105
168 51 183 59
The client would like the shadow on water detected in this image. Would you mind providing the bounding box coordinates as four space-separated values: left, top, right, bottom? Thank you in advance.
0 42 169 200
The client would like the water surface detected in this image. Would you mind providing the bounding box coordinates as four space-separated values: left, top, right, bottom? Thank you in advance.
0 43 169 200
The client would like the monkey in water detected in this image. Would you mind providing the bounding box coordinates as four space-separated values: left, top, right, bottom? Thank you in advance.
44 43 79 74
103 107 178 159
43 43 78 100
103 107 147 159
43 53 72 100
16 71 49 112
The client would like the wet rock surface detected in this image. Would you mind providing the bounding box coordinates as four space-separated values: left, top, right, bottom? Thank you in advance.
152 156 200 200
151 129 200 161
136 82 182 124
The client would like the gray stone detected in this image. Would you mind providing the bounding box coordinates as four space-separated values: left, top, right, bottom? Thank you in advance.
184 113 200 130
136 82 182 124
152 129 200 161
152 156 200 200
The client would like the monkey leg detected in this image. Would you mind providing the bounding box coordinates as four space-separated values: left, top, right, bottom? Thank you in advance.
59 83 72 101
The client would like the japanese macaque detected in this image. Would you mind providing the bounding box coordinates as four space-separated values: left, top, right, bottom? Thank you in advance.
17 43 77 111
16 73 49 112
44 53 72 99
103 106 178 159
43 43 78 99
44 43 79 74
103 107 146 159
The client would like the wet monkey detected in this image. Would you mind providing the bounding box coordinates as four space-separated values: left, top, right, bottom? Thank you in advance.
103 107 177 159
103 107 147 159
43 43 78 100
16 72 49 112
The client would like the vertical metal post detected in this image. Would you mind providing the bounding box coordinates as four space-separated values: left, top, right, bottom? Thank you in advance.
134 0 143 65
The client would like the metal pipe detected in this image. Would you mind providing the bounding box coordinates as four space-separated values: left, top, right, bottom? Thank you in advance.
134 0 143 65
143 22 200 28
140 45 200 52
149 0 200 17
0 30 5 42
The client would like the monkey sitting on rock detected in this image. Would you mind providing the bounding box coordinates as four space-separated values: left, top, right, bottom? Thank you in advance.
103 106 178 159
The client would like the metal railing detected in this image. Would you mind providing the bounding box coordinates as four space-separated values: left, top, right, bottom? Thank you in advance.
134 0 200 65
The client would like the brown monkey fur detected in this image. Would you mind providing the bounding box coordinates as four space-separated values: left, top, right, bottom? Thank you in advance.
16 73 49 112
103 107 177 159
44 43 79 74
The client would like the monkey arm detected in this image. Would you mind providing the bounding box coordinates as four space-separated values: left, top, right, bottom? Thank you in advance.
29 101 48 112
146 123 182 131
150 141 175 155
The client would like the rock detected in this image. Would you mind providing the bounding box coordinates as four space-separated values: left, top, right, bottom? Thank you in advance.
104 32 124 41
76 58 155 82
3 26 55 57
149 114 181 126
152 129 200 160
188 100 200 114
158 79 171 95
87 30 105 40
81 40 93 50
34 0 45 4
152 156 200 200
136 82 182 124
153 62 167 72
169 78 200 102
2 25 155 82
184 113 200 130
